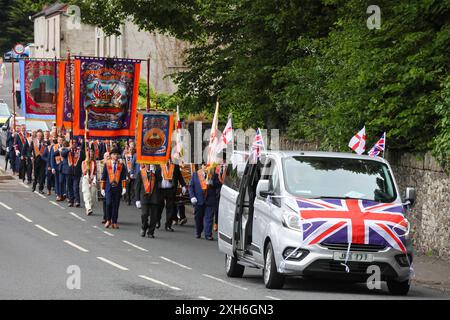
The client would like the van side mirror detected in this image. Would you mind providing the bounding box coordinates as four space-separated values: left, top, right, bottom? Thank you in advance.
256 179 272 198
1 126 7 131
404 187 416 207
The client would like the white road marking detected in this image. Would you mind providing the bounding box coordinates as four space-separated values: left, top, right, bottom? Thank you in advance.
202 274 248 291
69 211 86 222
20 182 30 188
64 240 89 253
16 213 32 223
92 225 114 236
35 224 58 237
97 257 129 271
34 191 46 199
199 296 212 300
266 296 281 300
139 275 181 291
0 202 12 210
122 240 148 252
160 256 192 270
50 201 65 209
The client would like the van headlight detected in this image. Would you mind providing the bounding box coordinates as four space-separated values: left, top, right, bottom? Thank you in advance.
282 211 302 232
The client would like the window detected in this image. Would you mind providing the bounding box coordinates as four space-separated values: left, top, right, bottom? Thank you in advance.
282 156 397 203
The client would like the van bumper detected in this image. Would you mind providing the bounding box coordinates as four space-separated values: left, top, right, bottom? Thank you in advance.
274 230 413 282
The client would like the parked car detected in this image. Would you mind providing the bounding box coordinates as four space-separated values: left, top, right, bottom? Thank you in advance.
0 116 50 154
218 150 415 295
0 100 11 126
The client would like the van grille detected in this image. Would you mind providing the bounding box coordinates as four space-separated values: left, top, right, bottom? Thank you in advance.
321 242 386 252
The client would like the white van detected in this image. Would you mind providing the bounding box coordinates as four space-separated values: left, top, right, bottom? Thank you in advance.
218 151 415 295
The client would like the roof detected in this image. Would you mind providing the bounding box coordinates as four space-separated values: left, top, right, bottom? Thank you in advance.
266 150 388 163
31 2 68 20
232 149 387 164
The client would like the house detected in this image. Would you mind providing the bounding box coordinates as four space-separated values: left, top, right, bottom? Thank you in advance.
31 2 96 59
31 2 190 94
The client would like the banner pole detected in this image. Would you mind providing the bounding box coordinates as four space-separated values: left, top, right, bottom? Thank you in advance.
147 57 150 112
54 54 58 134
67 50 73 139
11 59 16 131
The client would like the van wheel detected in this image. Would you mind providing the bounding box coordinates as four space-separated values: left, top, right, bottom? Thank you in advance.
263 242 285 289
225 254 245 278
387 279 410 295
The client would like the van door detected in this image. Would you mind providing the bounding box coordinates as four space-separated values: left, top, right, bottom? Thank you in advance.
218 162 244 257
252 157 282 264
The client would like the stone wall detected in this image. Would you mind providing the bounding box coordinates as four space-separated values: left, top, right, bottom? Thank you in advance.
279 137 450 262
386 152 450 262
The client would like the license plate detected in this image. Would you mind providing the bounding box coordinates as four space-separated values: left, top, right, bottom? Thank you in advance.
333 252 374 262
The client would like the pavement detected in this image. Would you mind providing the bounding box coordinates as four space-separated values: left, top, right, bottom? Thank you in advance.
0 155 449 300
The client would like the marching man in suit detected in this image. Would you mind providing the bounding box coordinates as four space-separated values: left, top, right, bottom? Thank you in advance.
61 139 85 207
29 129 47 193
188 163 221 240
50 136 65 201
15 124 29 183
101 148 127 229
158 157 187 232
135 164 162 238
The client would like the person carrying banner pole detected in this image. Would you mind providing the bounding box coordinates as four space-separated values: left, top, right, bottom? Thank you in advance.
100 148 127 229
51 136 65 201
29 130 47 193
82 148 97 215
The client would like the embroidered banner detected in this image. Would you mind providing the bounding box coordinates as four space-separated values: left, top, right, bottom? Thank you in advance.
56 60 74 129
73 57 140 139
20 59 57 120
136 113 174 164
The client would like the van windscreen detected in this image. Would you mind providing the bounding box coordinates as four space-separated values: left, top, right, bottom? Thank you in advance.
282 156 397 203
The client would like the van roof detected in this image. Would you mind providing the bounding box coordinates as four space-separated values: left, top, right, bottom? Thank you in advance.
232 150 388 164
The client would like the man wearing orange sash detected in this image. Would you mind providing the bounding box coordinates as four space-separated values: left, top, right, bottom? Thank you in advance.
188 163 221 240
51 136 66 201
100 148 127 229
123 142 136 205
135 164 162 238
61 139 85 207
157 158 187 232
29 130 47 194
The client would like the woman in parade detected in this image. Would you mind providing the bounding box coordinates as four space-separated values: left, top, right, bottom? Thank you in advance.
82 148 98 216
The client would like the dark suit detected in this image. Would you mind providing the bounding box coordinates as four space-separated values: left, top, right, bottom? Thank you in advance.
50 144 64 197
101 160 127 224
135 167 162 235
61 147 85 204
29 139 47 192
14 132 29 181
158 164 186 228
42 142 54 192
189 171 221 238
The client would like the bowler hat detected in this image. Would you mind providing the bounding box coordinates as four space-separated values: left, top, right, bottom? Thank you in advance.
110 148 120 155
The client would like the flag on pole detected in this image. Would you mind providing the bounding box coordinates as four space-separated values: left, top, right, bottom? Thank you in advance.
368 132 386 157
250 128 265 163
348 126 366 155
174 105 184 160
216 113 233 153
207 100 220 165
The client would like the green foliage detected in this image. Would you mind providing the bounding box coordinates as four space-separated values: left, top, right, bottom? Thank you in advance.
0 0 50 53
66 0 450 169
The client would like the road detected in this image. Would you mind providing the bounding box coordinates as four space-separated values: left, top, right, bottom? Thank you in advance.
0 158 449 300
0 61 20 114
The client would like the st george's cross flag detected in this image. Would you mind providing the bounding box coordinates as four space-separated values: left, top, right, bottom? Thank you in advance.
368 132 386 157
348 126 366 155
216 114 233 153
